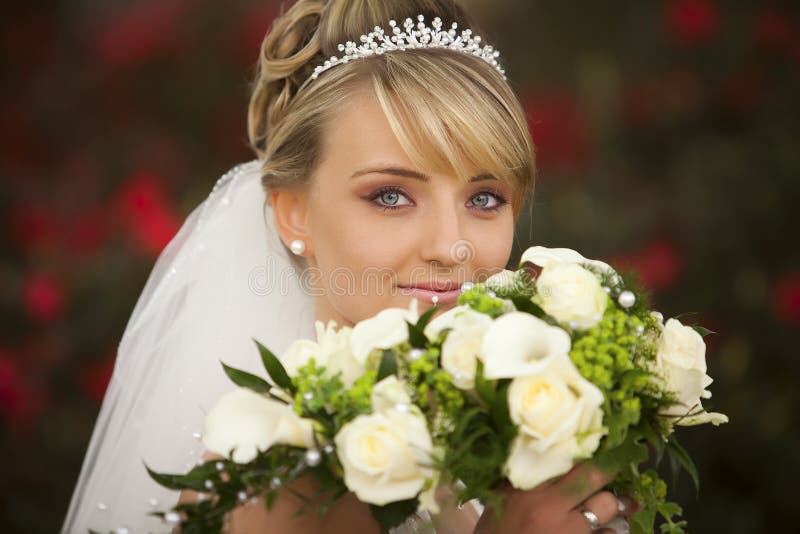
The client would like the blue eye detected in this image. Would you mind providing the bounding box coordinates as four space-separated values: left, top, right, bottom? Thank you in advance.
369 186 412 211
468 189 508 212
366 186 508 213
380 190 401 206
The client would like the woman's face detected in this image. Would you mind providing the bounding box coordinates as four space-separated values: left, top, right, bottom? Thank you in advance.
278 90 516 327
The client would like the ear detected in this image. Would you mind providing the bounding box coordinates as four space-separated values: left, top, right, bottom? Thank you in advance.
268 187 313 257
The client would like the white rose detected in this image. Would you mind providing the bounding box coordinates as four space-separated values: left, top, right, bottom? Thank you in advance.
315 320 364 387
480 312 572 379
655 318 728 427
281 320 364 386
504 353 606 489
350 298 420 365
535 262 608 329
334 376 434 505
520 245 619 282
203 388 315 463
424 306 494 389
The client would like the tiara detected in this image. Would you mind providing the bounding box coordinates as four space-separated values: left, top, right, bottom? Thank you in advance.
304 14 506 86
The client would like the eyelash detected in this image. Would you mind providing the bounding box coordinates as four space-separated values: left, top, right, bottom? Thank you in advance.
367 186 509 213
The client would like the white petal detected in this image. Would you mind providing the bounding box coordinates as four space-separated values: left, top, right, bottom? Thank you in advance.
350 302 418 365
505 434 578 490
520 245 619 281
203 388 314 463
280 339 322 377
481 312 571 379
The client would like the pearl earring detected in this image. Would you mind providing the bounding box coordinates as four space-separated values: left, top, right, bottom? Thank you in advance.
289 239 306 255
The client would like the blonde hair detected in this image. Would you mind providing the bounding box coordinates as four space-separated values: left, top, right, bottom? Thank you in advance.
248 0 535 221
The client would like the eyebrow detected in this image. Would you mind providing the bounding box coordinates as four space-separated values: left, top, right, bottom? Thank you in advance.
350 165 497 183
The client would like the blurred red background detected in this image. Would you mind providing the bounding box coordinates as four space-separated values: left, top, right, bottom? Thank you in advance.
1 0 798 532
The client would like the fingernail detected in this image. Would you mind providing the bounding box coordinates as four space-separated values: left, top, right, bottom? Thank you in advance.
617 496 639 514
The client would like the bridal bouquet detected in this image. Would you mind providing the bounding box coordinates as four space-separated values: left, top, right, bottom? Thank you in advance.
145 246 727 534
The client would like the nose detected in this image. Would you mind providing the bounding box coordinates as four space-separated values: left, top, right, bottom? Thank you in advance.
418 200 471 268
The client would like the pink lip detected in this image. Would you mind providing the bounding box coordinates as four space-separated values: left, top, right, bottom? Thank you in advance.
399 285 462 304
402 281 460 291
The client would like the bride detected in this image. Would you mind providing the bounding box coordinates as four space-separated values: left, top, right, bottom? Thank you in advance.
63 0 638 532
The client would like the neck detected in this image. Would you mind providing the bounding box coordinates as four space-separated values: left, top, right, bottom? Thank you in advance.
314 293 355 328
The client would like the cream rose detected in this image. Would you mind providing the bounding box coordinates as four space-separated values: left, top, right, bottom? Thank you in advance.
534 262 608 330
504 353 606 489
281 319 364 387
334 376 434 505
424 305 494 389
655 318 728 427
202 388 315 463
350 298 420 366
480 312 572 379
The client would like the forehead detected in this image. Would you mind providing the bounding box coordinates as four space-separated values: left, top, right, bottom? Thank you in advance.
317 90 481 179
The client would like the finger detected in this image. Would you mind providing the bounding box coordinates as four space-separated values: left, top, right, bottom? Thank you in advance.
553 462 616 508
598 517 631 534
573 491 623 527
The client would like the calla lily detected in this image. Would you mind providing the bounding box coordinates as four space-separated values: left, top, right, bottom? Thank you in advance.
480 312 571 379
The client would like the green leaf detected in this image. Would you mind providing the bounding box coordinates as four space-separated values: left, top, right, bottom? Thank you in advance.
416 304 438 331
510 296 547 318
369 498 419 531
221 361 271 394
376 349 397 382
628 505 657 534
145 463 208 492
254 338 294 393
592 429 649 474
406 319 428 348
639 422 666 467
666 436 699 496
474 359 496 408
491 380 515 443
690 325 717 337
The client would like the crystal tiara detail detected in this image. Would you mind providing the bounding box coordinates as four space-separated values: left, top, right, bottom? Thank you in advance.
304 14 507 86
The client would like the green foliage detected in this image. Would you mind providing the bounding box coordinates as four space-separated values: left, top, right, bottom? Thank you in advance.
570 304 659 449
437 363 515 507
147 445 339 533
408 305 439 347
221 361 271 394
405 345 464 437
509 296 554 324
254 338 295 393
291 359 375 434
666 435 700 497
690 325 717 337
376 348 398 381
457 285 508 317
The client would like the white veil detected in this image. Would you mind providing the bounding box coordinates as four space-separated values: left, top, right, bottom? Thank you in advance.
62 159 317 533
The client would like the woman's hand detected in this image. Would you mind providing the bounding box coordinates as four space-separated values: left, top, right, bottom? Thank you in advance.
474 462 639 534
175 453 381 534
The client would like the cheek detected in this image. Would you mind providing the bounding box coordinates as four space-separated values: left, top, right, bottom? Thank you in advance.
309 204 413 321
315 209 410 270
467 214 515 275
